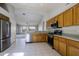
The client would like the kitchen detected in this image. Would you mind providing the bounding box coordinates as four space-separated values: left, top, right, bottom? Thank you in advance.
0 3 79 56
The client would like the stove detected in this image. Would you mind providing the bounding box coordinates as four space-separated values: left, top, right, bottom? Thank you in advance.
47 30 62 47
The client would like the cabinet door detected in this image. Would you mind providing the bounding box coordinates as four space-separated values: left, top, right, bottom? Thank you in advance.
46 20 51 27
59 38 67 56
64 8 73 26
73 4 79 25
54 36 59 51
54 17 58 23
32 34 37 42
58 14 64 27
67 46 79 56
67 39 79 56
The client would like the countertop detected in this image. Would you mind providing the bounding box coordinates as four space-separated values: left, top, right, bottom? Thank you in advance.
31 31 79 42
54 33 79 42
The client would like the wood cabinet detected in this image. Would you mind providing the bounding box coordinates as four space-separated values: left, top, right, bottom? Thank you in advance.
32 33 48 42
54 35 79 56
58 14 64 27
54 17 58 23
54 36 59 51
73 4 79 25
46 20 51 27
67 39 79 56
63 8 73 26
59 37 67 56
46 4 79 27
46 18 55 27
54 36 67 56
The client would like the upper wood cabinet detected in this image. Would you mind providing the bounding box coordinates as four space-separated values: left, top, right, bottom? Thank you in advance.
58 14 64 27
46 20 51 27
63 8 73 26
46 4 79 27
46 17 56 27
73 4 79 25
54 17 58 23
0 14 9 21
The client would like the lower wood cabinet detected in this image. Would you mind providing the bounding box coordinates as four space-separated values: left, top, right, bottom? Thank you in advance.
32 33 48 42
54 36 59 51
67 40 79 56
59 37 67 56
67 45 79 56
54 35 79 56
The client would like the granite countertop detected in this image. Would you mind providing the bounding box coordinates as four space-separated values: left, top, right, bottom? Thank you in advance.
54 33 79 42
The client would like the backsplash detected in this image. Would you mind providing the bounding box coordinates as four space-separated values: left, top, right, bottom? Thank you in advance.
62 26 79 35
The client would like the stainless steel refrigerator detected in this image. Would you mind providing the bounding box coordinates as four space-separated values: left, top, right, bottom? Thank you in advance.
0 14 11 52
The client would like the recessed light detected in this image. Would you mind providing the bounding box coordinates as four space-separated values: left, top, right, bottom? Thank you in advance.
65 3 70 6
22 13 26 15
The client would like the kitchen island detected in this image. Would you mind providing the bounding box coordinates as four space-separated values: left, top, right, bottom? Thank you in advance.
32 31 48 42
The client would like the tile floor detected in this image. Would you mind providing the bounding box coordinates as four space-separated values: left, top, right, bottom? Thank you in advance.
0 34 60 56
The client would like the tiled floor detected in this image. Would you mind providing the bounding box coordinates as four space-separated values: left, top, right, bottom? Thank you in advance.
0 34 60 56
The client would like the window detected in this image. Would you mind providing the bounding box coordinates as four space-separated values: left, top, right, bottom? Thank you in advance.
29 26 36 31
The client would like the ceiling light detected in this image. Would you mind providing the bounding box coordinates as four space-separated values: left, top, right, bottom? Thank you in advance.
65 3 70 6
22 13 26 15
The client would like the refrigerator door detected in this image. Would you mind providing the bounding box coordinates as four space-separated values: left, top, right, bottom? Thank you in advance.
1 38 10 51
1 20 11 51
0 20 1 51
2 20 9 38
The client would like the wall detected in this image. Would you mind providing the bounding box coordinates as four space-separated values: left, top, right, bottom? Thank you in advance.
38 14 50 31
7 4 16 44
62 26 79 35
0 3 8 12
0 4 16 44
38 22 43 31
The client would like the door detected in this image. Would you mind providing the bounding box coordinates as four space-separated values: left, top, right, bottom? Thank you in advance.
0 20 1 51
54 36 59 51
2 20 11 51
64 8 73 26
73 4 79 25
59 37 67 56
58 14 64 27
2 38 10 51
2 20 9 38
67 45 79 56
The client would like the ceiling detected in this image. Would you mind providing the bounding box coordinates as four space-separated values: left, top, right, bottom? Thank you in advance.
9 3 69 26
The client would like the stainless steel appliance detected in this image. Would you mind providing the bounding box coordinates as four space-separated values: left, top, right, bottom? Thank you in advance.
0 14 11 52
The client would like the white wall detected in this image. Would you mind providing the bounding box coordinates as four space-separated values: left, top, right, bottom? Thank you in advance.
38 20 44 31
0 5 16 44
7 4 16 44
62 26 79 35
38 14 50 31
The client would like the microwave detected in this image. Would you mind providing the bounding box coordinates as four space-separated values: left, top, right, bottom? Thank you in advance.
51 21 62 28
